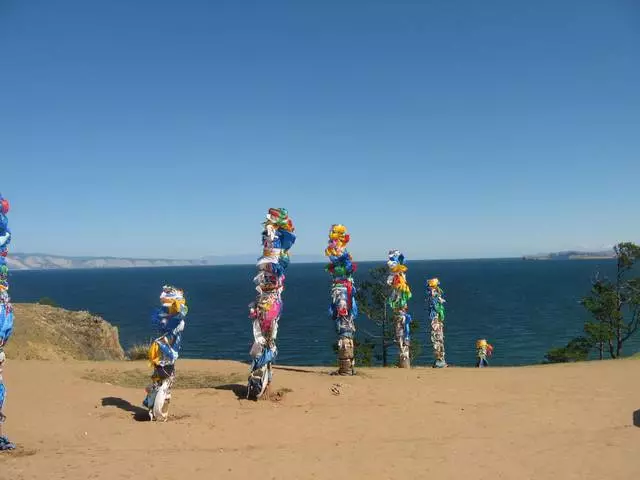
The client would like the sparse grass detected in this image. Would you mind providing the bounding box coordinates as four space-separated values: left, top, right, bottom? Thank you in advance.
270 387 293 402
258 386 293 402
82 368 244 389
126 342 151 361
2 447 38 458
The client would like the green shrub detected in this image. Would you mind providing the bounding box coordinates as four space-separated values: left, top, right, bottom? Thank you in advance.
37 297 58 307
545 337 592 363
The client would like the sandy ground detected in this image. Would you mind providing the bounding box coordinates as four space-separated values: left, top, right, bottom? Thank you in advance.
1 359 639 480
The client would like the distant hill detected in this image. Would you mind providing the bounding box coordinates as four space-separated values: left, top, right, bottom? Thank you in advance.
200 254 326 265
6 253 208 270
522 250 616 261
6 252 326 270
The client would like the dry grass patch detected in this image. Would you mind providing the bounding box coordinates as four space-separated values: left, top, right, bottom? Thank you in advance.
82 368 244 389
2 447 38 458
257 386 293 402
271 387 293 402
126 343 151 360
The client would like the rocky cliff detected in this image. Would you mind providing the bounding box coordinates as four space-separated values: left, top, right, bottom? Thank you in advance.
3 304 126 361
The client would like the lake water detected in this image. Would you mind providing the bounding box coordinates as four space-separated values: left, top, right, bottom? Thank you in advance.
10 259 632 366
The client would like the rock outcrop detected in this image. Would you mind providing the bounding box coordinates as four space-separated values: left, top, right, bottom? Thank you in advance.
4 304 125 360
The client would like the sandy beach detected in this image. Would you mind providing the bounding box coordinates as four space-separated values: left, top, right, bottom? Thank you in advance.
1 358 639 480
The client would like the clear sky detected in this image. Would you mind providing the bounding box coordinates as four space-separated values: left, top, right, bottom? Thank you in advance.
1 0 639 260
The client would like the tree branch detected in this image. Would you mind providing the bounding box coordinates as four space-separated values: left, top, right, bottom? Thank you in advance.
359 328 383 339
622 306 640 343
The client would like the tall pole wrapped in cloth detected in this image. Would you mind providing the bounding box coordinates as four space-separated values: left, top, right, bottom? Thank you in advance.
247 208 296 400
0 193 15 450
386 250 412 368
325 225 358 375
143 285 187 421
427 278 447 368
476 339 494 368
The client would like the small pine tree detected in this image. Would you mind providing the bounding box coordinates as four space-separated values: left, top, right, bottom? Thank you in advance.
546 242 640 362
544 337 592 363
581 242 640 358
356 266 421 366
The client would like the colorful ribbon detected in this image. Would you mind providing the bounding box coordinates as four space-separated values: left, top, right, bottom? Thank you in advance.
387 250 412 367
325 224 357 375
0 194 13 347
149 285 188 368
0 193 14 450
476 339 493 368
247 208 295 399
427 278 447 368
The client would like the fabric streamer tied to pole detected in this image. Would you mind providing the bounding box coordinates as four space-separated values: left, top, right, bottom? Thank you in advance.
325 224 357 375
0 193 15 450
427 277 447 368
386 250 412 368
476 339 494 368
142 285 188 418
247 208 296 399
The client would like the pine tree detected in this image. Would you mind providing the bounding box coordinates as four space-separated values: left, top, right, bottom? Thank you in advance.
545 242 640 362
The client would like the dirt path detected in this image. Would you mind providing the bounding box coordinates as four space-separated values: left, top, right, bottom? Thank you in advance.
1 359 639 479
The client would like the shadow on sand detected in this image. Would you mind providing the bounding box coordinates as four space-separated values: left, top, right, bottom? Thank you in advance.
101 397 150 422
214 384 248 400
272 366 322 374
633 410 640 428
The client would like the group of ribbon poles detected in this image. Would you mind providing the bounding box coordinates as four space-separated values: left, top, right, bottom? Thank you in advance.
242 212 459 383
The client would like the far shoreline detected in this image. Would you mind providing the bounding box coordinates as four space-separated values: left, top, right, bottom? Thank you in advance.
9 256 616 272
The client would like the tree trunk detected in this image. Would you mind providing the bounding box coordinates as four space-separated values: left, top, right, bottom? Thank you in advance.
598 341 603 360
615 264 623 358
616 302 623 358
609 340 616 359
382 305 388 367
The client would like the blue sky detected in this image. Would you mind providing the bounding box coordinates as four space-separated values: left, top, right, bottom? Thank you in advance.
1 0 639 260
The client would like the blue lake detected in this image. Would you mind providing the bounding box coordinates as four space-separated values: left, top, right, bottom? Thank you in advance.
10 258 631 366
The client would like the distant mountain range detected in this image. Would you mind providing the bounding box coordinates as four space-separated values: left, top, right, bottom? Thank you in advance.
522 249 616 261
6 249 618 270
6 253 327 270
200 254 326 265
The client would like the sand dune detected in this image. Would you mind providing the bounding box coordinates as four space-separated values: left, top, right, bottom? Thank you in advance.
1 359 639 479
